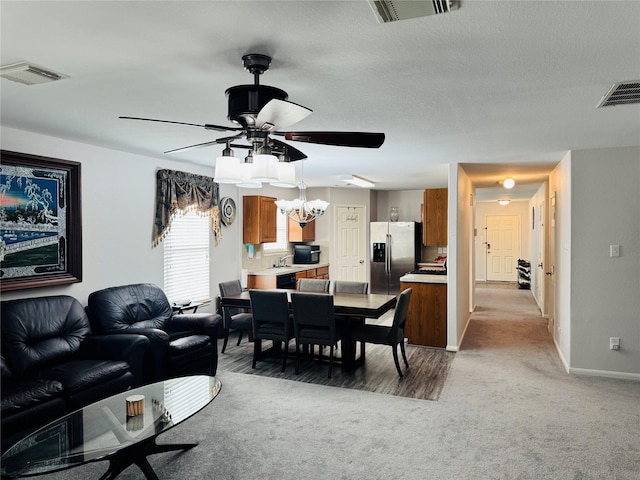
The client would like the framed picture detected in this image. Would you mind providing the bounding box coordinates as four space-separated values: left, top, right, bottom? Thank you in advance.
0 150 82 291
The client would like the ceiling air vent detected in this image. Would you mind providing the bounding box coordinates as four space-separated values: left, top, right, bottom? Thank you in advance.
596 80 640 108
0 62 69 85
368 0 458 23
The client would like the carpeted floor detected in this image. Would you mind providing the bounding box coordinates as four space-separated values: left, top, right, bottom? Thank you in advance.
31 287 640 479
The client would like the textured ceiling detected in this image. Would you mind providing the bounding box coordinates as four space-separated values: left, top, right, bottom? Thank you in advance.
1 1 639 200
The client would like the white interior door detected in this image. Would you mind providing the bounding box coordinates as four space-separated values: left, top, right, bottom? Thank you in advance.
334 205 366 281
486 214 521 281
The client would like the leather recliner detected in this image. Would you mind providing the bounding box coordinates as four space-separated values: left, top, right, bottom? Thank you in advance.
86 283 221 382
1 295 149 452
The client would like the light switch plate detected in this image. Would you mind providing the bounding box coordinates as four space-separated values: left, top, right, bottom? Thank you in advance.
610 244 620 257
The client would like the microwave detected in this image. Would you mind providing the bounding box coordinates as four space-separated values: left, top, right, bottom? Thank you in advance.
293 244 321 264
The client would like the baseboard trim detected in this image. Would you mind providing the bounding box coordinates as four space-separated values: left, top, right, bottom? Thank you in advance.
553 337 570 373
570 367 640 381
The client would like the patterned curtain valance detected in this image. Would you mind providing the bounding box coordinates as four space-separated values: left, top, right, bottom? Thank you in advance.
152 169 221 247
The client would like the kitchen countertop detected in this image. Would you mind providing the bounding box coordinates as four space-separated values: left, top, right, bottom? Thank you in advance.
248 263 330 275
400 273 448 284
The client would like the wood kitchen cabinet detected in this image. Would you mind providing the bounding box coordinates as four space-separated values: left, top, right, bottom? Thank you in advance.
243 195 277 244
288 216 315 242
248 265 330 290
401 281 447 348
423 188 448 246
294 265 329 288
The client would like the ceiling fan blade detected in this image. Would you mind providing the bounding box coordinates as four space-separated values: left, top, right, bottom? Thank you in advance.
277 131 385 148
164 133 244 154
119 116 242 132
256 99 312 132
164 140 221 154
270 138 307 161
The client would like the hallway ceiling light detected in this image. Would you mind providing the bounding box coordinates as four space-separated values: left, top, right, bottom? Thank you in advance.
498 199 511 206
503 178 515 189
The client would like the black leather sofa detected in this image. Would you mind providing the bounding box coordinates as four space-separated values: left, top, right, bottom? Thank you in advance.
1 295 149 452
86 283 222 383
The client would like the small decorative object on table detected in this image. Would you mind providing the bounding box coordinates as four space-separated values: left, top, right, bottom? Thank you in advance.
126 394 145 416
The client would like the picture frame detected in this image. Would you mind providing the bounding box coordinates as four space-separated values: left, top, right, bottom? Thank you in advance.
0 150 82 291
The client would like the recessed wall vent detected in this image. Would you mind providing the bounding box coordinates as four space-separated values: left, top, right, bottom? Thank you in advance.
368 0 458 24
596 80 640 108
0 62 69 85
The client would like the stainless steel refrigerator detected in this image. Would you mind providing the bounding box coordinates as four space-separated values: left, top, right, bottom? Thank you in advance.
370 221 421 294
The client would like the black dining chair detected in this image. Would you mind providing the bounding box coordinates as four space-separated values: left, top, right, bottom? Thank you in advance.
290 292 339 378
297 278 330 293
333 280 369 294
248 290 294 372
218 280 253 353
351 288 413 377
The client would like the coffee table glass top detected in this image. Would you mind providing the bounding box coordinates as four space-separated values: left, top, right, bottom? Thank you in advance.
1 375 221 478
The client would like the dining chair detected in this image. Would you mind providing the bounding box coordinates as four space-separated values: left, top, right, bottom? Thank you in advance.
290 292 339 378
297 278 330 293
333 280 369 294
248 290 294 372
218 280 253 353
351 288 413 377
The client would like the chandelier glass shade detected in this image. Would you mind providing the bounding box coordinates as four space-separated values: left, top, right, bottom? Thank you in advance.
275 181 329 228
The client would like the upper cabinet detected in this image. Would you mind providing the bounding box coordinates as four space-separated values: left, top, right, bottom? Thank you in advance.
287 216 315 242
243 195 277 244
423 188 448 246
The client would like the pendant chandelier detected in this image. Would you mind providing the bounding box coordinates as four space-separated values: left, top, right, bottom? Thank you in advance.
275 161 329 227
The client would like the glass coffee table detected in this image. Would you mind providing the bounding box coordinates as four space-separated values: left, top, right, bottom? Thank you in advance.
1 375 221 480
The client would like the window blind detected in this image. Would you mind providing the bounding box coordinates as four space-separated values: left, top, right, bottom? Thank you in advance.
263 210 288 252
163 211 210 303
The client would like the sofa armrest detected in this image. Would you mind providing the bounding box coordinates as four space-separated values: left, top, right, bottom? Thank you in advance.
166 313 222 339
79 334 150 386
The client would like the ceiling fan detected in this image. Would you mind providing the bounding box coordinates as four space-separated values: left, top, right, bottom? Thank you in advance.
120 53 385 161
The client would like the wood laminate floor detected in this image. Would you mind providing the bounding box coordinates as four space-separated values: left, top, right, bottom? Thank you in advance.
217 312 455 401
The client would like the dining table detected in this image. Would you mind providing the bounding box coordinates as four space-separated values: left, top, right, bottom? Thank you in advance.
220 289 397 371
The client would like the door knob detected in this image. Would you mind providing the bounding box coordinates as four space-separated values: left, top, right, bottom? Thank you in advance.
545 272 552 276
359 260 364 264
538 263 543 268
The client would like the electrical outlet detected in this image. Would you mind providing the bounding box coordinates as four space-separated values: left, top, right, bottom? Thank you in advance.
610 337 620 351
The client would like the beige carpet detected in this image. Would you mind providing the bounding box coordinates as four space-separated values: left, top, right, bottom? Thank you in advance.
35 287 640 479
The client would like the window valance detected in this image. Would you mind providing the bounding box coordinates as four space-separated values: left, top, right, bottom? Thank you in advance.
152 169 221 247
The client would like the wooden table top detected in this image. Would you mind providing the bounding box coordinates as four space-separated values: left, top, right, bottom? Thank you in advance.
221 290 397 319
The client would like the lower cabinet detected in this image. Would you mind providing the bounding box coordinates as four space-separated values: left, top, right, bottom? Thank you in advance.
401 281 447 348
295 265 329 288
248 265 330 290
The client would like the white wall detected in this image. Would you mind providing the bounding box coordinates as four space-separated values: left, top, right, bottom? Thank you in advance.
376 190 423 222
1 126 241 310
474 200 532 281
569 147 640 377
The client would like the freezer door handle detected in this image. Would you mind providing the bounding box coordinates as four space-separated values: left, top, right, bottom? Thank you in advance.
386 234 392 274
